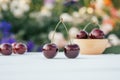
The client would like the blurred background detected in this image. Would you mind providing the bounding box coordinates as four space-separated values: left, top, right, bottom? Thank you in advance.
0 0 120 52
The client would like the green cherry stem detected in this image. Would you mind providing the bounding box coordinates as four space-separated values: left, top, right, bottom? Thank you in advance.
51 20 61 43
83 21 101 31
60 18 72 45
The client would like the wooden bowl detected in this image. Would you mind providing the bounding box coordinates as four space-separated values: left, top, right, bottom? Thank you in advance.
73 39 108 55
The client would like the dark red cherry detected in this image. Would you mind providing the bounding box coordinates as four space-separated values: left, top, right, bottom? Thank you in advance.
89 28 105 39
14 43 27 54
0 43 12 55
76 30 88 39
64 44 80 58
42 43 58 59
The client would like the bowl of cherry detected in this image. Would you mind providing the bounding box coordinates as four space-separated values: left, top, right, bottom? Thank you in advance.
73 22 108 55
0 42 27 55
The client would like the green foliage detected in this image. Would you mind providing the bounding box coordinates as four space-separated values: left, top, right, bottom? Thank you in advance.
103 46 120 54
30 0 43 11
112 0 120 9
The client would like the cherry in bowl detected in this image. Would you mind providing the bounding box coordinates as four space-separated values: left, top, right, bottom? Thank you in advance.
89 28 105 39
76 30 88 39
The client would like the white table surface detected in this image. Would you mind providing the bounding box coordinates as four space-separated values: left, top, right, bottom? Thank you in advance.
0 52 120 80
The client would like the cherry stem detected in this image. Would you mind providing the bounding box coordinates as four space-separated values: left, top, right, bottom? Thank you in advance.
83 21 101 31
60 18 72 45
51 20 61 43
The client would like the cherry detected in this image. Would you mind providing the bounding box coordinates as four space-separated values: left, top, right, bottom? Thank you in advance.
42 19 61 59
64 44 80 58
0 43 12 55
61 18 80 58
13 42 27 54
42 43 58 59
76 30 88 39
89 28 105 39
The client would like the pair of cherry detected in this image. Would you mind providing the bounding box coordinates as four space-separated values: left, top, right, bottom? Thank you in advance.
76 22 105 39
0 42 27 55
42 18 80 59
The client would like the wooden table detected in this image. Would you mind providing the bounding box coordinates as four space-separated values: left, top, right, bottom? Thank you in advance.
0 52 120 80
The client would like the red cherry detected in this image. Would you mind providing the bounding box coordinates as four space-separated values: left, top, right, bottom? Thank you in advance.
64 44 80 58
14 43 27 54
42 43 58 59
76 30 88 39
89 28 105 39
0 43 12 55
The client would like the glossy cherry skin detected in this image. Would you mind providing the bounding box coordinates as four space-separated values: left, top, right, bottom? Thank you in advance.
14 43 27 54
0 43 12 55
76 30 88 39
64 44 80 58
42 43 58 59
89 28 105 39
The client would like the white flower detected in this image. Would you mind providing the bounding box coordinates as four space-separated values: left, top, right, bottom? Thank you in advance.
13 9 24 18
0 3 8 11
48 31 67 48
101 24 113 35
79 7 87 15
60 13 73 22
18 1 30 12
48 31 54 40
72 11 80 18
96 0 104 9
44 3 54 10
40 7 52 17
10 0 19 12
48 31 65 42
69 27 79 38
91 16 98 23
0 0 10 11
10 0 30 18
87 7 94 14
108 34 120 46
